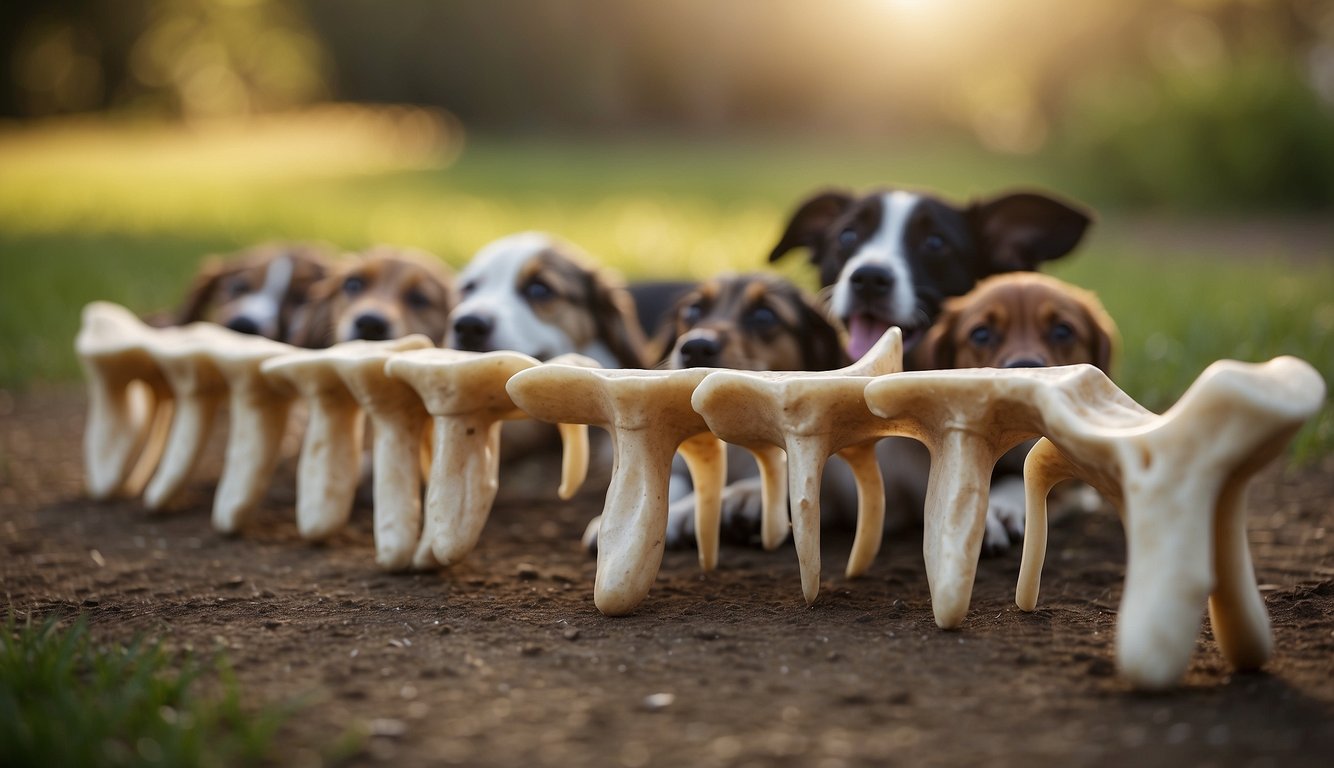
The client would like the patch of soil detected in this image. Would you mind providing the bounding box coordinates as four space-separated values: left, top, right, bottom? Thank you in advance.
3 388 1333 767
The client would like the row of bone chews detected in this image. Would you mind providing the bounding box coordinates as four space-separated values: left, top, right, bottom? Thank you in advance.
75 302 590 570
76 302 1326 689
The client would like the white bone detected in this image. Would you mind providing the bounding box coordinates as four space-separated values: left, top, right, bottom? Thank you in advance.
261 337 431 560
1010 357 1325 689
506 365 729 616
75 302 173 499
690 328 904 604
384 349 592 570
205 333 299 533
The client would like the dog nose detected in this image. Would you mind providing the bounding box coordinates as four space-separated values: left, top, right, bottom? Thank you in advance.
452 314 493 350
678 337 722 367
225 316 260 336
1004 358 1047 369
849 266 894 299
353 312 391 341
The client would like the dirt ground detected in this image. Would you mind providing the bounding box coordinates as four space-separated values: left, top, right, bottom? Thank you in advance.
3 388 1332 767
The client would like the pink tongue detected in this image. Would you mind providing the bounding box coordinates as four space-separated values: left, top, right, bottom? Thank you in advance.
847 316 891 361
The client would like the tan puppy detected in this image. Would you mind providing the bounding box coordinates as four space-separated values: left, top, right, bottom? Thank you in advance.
172 242 334 342
917 272 1119 552
293 245 456 347
919 272 1117 372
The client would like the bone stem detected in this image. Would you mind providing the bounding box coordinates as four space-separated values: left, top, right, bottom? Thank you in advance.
420 415 503 568
1116 478 1217 690
593 427 681 616
751 444 788 551
1206 478 1272 672
142 381 223 510
81 363 158 499
296 389 365 540
212 388 291 533
557 422 590 500
921 429 995 629
837 441 884 579
784 436 832 605
369 405 429 571
1015 438 1072 611
678 433 727 572
123 391 173 498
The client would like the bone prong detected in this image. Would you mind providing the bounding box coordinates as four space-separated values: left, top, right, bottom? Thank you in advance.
678 433 727 572
556 422 589 500
836 442 884 579
141 328 231 510
386 348 551 568
508 364 716 615
750 444 788 551
785 437 831 604
76 302 172 499
1015 438 1071 611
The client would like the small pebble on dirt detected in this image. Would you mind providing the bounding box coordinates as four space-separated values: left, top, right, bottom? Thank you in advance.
516 563 540 580
641 692 675 711
563 627 581 641
521 644 543 656
262 620 282 630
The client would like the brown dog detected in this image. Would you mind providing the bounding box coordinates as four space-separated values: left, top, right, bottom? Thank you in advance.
915 272 1119 552
293 245 456 347
171 242 334 341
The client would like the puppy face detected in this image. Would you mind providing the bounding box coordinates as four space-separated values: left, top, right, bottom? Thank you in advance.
659 273 847 372
174 243 332 341
449 232 646 368
769 189 1092 361
919 272 1118 373
294 246 455 347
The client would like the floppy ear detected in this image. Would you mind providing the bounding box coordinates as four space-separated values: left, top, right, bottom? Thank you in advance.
647 295 688 368
1082 292 1120 376
589 274 649 368
288 274 340 348
797 296 851 371
768 190 854 265
917 304 960 370
970 192 1093 273
172 258 227 325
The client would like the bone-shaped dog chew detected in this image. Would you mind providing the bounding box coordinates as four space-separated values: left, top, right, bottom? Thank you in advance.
507 365 749 616
384 349 592 570
690 329 906 605
76 302 175 500
1011 357 1325 689
261 337 433 569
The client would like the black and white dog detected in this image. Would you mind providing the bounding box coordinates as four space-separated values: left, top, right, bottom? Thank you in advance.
769 188 1092 365
769 187 1093 553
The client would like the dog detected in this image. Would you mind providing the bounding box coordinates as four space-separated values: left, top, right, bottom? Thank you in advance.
448 232 647 368
916 272 1119 551
583 273 848 551
292 245 456 347
768 188 1093 364
170 242 333 341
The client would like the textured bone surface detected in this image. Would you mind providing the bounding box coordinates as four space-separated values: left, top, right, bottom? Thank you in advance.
385 349 592 570
76 302 174 500
507 364 727 616
261 337 431 560
1012 357 1325 689
690 328 904 604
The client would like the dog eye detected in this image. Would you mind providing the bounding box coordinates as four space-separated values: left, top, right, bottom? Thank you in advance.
343 275 366 296
523 279 554 301
682 303 703 325
1049 322 1075 343
405 288 433 309
460 280 478 296
923 234 946 254
968 324 994 346
838 228 859 248
746 306 778 329
226 279 251 298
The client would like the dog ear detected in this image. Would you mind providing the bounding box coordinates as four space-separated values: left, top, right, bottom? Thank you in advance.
797 295 851 371
970 192 1093 273
589 274 650 368
647 296 688 368
172 258 227 325
768 190 854 265
1081 292 1120 376
288 273 340 348
917 303 960 370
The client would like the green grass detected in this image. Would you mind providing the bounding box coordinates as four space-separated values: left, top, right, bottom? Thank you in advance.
0 114 1329 456
0 615 296 768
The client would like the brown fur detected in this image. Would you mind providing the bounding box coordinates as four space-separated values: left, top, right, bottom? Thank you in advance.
170 242 333 340
522 246 647 368
292 245 456 347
